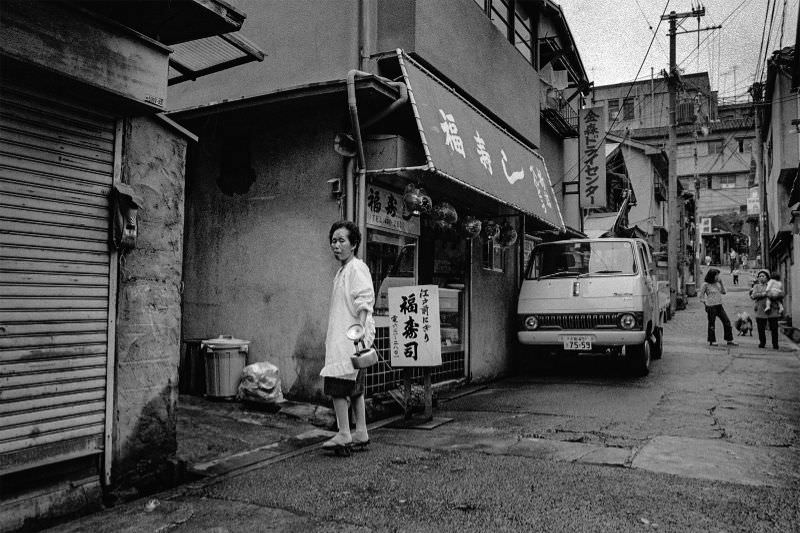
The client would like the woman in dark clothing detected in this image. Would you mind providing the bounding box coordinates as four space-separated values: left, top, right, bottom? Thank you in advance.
698 268 737 346
750 269 780 349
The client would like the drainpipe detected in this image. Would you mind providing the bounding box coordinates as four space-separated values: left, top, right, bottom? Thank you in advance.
347 69 409 248
345 157 355 222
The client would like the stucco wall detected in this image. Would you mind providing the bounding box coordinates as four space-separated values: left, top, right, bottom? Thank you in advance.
182 104 343 401
468 223 521 381
377 0 541 146
539 124 565 210
168 0 361 111
113 116 187 491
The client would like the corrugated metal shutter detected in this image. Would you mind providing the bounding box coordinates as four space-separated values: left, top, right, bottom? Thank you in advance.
0 80 115 473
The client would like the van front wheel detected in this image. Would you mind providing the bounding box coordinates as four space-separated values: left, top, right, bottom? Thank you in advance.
628 340 651 376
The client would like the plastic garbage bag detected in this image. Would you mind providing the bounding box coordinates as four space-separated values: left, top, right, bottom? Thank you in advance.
237 361 284 406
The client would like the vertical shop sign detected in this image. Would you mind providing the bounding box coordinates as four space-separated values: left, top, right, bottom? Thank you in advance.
388 285 441 367
579 106 607 207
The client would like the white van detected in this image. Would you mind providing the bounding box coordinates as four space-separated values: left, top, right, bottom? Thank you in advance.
517 238 663 375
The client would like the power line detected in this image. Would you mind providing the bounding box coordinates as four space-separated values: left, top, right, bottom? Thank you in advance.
677 0 754 69
756 0 774 82
561 0 672 186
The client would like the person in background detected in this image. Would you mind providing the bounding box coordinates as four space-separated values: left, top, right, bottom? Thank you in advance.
699 268 737 347
750 269 780 350
729 249 738 274
731 267 740 285
320 221 375 452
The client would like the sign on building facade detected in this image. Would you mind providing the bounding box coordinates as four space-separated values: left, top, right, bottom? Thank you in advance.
747 187 760 215
366 184 421 235
579 106 607 207
388 285 441 367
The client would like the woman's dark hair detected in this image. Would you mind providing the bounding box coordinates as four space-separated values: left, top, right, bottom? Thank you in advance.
329 220 361 253
770 271 781 281
704 268 720 284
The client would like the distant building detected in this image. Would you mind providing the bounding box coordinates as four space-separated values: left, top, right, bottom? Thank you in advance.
591 72 757 267
760 45 798 327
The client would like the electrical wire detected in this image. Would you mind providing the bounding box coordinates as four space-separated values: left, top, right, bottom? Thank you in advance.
756 0 774 82
559 0 672 186
677 0 755 69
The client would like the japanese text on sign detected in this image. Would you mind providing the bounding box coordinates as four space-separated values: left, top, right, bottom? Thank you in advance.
436 108 553 215
579 106 607 207
365 184 421 236
388 285 441 367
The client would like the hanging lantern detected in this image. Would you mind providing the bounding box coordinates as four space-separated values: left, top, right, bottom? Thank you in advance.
433 219 452 232
432 201 458 224
460 216 482 239
498 222 518 247
402 183 432 216
482 220 500 241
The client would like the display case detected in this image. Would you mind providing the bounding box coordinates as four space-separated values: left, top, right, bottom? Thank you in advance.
439 287 463 353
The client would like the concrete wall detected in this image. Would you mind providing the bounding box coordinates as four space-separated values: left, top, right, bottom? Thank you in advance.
468 221 521 381
539 124 565 211
169 0 361 111
376 0 541 146
182 103 343 401
113 116 187 491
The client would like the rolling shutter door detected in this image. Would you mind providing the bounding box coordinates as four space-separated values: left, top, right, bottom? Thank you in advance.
0 80 115 473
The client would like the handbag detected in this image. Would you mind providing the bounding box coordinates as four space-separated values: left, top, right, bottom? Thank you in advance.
346 323 379 369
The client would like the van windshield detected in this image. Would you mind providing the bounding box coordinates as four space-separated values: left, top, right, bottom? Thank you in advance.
527 241 637 280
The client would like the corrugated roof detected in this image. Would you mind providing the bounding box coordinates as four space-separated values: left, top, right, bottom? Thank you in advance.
169 32 265 86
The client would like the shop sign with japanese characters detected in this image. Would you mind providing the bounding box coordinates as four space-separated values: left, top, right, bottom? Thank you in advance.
579 106 607 207
388 285 441 367
399 54 564 231
365 184 421 236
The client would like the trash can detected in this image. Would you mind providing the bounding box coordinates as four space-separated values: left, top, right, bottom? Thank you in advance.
201 335 250 399
686 282 697 297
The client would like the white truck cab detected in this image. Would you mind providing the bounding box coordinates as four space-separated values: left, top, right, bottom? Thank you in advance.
517 238 663 375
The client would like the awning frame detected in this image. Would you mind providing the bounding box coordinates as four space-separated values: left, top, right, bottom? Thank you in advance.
392 50 565 232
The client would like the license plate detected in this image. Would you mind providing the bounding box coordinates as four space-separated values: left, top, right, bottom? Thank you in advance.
562 335 592 351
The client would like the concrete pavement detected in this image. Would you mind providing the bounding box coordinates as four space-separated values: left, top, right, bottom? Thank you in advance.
41 268 800 532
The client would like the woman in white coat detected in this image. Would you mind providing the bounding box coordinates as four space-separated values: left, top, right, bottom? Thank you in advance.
320 220 375 451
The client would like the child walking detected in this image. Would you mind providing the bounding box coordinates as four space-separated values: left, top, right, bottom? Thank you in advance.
699 268 738 347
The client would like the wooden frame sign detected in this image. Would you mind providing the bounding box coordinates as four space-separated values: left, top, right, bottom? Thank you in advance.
388 285 441 367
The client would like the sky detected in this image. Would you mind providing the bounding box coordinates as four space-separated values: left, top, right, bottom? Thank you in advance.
560 0 798 101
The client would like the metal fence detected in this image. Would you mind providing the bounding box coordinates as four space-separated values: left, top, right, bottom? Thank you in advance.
364 326 465 396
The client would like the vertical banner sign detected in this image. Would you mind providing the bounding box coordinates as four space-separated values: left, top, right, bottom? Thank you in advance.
579 106 607 207
388 285 441 367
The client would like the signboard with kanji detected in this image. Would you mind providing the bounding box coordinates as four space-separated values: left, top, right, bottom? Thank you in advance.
747 187 760 215
398 53 564 231
388 285 441 367
579 106 607 207
365 184 421 236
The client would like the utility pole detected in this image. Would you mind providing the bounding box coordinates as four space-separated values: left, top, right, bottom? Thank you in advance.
751 81 768 269
661 6 716 314
693 130 701 286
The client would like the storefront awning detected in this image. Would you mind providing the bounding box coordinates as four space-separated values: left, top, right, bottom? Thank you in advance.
396 52 565 232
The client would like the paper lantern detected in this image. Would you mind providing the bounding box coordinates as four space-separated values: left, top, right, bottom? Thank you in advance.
402 183 432 216
432 201 458 224
498 222 518 247
460 216 482 239
483 220 500 240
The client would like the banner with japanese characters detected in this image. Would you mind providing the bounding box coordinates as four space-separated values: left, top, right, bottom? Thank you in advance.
388 285 441 367
579 106 607 207
366 184 421 236
398 53 564 231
